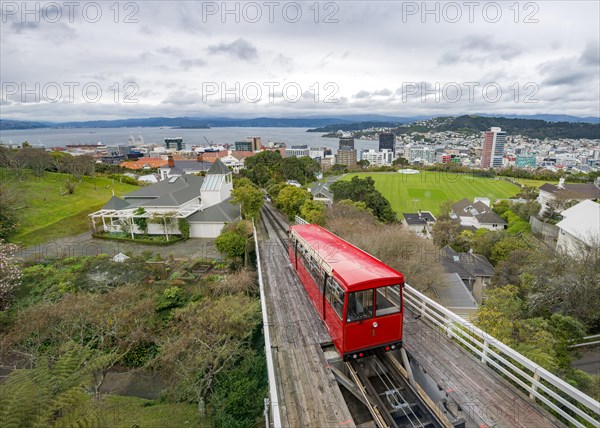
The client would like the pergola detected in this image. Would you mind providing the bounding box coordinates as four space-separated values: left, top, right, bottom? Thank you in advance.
89 206 199 240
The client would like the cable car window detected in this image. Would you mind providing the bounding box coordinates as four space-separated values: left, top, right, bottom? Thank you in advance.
325 277 344 319
375 285 401 316
346 290 374 322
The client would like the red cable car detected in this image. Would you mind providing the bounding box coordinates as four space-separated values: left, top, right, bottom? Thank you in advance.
288 224 404 360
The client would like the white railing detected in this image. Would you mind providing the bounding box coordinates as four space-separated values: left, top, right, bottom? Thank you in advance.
295 215 309 225
403 284 600 428
253 221 282 428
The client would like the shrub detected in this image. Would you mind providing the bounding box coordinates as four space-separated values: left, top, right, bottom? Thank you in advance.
155 286 187 311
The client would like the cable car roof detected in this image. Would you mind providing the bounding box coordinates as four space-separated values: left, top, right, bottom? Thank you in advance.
290 224 403 290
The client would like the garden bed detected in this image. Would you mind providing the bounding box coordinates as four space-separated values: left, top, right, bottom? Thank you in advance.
92 232 186 246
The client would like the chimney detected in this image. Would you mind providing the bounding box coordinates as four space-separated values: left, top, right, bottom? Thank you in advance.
418 209 422 218
167 155 175 168
197 154 203 162
557 177 565 189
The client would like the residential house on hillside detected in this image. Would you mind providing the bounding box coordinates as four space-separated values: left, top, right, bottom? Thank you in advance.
440 246 495 304
430 273 478 319
90 160 240 239
158 155 213 180
450 198 507 231
537 178 600 215
555 200 600 256
402 210 437 235
310 182 334 206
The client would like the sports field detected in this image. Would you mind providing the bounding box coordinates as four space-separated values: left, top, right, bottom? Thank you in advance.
342 172 523 216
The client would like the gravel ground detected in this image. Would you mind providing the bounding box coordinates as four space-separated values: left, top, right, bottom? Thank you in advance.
18 231 221 262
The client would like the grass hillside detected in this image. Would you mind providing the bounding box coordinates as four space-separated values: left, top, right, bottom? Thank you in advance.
1 169 139 246
342 172 522 215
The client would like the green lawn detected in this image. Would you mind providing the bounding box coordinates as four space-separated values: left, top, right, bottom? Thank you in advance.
100 396 202 427
2 169 139 247
342 172 523 216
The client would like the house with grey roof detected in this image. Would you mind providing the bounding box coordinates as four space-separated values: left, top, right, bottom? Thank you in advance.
310 182 334 206
158 155 213 180
90 160 240 239
537 178 600 215
402 210 436 235
430 273 478 319
440 246 494 304
450 198 507 231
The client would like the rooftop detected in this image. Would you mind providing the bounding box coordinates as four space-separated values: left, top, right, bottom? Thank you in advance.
556 200 600 246
290 224 403 290
539 182 600 200
403 211 437 225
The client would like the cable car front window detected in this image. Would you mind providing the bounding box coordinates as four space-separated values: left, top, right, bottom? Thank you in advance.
375 285 401 316
346 290 374 322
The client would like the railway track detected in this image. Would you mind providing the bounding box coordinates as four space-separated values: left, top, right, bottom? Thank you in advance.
261 203 455 428
261 204 290 247
346 351 449 428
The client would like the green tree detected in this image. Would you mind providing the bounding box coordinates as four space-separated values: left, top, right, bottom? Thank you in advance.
215 231 247 260
330 176 396 223
299 199 325 225
275 186 312 220
133 207 148 234
0 185 19 240
392 157 409 166
357 159 370 169
231 185 264 220
242 151 282 187
178 218 190 239
490 235 531 265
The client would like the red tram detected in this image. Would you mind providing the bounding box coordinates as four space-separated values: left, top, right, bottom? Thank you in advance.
288 224 404 360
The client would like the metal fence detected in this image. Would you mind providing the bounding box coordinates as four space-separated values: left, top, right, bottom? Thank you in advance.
403 284 600 428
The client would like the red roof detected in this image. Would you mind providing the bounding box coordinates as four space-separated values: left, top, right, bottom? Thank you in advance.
290 224 403 291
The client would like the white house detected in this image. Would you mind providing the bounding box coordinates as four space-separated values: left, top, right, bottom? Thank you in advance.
556 200 600 256
90 160 240 239
450 198 507 231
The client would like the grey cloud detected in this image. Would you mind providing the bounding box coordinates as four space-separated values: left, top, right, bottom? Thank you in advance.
579 41 600 66
438 36 520 65
179 58 207 70
373 88 392 96
354 90 370 99
157 47 184 57
11 21 41 33
207 38 258 61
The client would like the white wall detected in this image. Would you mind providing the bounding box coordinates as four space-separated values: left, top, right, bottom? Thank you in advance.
189 222 225 238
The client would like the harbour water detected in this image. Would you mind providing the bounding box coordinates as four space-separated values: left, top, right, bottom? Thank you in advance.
0 127 378 153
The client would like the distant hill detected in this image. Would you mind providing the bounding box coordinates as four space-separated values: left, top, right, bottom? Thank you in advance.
0 119 53 130
308 115 600 139
1 114 599 132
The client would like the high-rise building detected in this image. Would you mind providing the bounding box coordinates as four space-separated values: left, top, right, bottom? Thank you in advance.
481 127 506 169
234 137 262 152
287 145 310 157
247 137 262 152
379 132 395 153
336 149 357 167
339 137 354 150
165 138 184 151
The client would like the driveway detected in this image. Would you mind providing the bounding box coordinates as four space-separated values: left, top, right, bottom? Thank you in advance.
18 231 220 262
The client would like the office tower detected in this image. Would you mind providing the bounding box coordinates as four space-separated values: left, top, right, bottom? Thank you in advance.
339 137 354 150
379 132 395 153
481 127 506 169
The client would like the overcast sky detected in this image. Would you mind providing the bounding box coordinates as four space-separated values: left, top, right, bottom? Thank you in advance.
1 1 599 121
